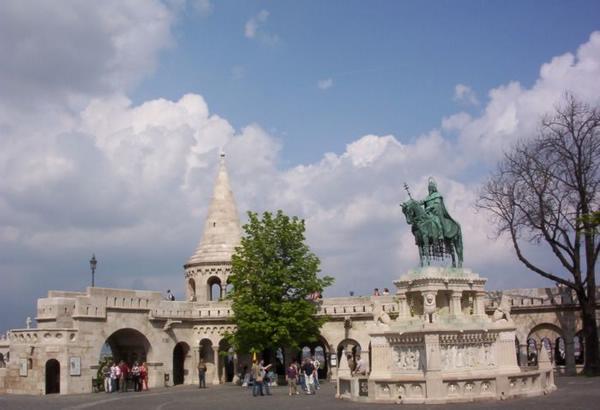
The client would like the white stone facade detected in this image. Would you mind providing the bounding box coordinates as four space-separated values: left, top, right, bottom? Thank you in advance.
0 158 597 397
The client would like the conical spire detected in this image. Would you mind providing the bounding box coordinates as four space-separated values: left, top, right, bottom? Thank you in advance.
186 153 242 265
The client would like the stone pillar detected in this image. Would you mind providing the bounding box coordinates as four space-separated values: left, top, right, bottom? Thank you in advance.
396 293 409 320
450 291 462 317
424 333 444 402
473 291 487 317
212 346 220 385
191 347 199 385
232 353 240 384
496 331 520 372
519 343 528 367
368 336 391 378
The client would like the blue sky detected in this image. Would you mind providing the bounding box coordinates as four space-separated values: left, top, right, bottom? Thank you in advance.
0 0 599 332
134 0 600 166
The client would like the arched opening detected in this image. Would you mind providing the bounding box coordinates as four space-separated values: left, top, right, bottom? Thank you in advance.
555 337 566 365
173 342 190 385
527 323 563 366
574 332 585 365
296 337 329 380
0 353 4 368
104 328 151 366
207 276 222 301
527 338 538 366
199 339 215 384
218 339 235 383
337 339 361 373
515 337 521 366
45 359 60 394
188 279 196 302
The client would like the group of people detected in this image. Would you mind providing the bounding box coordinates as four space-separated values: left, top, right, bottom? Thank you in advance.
373 288 390 296
103 361 148 393
285 356 321 396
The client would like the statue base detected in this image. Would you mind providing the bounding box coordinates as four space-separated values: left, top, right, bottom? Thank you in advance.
337 266 556 404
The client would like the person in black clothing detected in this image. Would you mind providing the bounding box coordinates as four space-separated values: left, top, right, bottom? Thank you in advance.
301 359 316 395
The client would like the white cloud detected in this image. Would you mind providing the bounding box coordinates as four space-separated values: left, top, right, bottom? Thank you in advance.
453 83 479 106
1 5 600 332
318 78 334 90
244 10 279 45
191 0 213 16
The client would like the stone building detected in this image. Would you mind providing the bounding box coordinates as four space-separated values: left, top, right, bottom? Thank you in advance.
0 156 598 395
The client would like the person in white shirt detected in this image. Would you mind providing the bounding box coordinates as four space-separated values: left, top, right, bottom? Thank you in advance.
353 355 367 376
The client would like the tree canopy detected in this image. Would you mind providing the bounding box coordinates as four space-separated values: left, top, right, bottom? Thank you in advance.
227 210 334 353
477 93 600 375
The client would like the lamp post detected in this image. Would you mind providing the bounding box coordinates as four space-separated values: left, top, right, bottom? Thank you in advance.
90 254 97 287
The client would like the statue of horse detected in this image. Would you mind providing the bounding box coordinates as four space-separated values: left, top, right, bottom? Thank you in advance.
401 199 463 268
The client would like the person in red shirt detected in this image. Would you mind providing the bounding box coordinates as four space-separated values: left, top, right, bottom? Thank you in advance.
118 361 129 392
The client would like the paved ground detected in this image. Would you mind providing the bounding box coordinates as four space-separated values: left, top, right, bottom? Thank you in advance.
0 377 599 410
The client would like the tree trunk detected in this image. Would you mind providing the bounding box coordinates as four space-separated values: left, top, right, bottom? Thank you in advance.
581 299 600 376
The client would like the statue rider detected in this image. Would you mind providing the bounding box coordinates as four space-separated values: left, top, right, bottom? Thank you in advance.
420 177 457 240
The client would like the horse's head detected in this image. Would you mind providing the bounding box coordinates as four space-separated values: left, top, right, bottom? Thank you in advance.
401 199 419 225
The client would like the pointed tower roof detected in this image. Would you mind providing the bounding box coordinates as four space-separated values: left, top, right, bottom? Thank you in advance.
186 153 242 265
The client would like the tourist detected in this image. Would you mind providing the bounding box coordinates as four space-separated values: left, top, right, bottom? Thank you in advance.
301 358 316 395
251 359 263 396
382 288 390 295
118 360 129 392
353 355 367 376
198 359 207 388
131 362 141 392
373 288 381 296
140 362 149 391
110 362 120 393
286 360 299 396
260 360 272 396
241 365 250 387
311 356 320 390
166 289 175 301
103 363 112 393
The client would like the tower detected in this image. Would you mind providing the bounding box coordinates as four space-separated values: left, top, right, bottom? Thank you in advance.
184 153 242 302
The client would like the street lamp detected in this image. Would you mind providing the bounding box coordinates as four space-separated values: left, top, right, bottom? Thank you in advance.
89 254 97 287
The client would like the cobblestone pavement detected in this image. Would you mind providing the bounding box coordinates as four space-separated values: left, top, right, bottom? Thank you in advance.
0 377 598 410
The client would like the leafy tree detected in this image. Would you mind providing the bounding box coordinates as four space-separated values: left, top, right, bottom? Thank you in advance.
477 94 600 376
227 210 334 354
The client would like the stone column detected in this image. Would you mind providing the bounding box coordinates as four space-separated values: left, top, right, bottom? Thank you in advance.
212 346 220 385
473 291 487 317
232 353 240 384
424 333 444 402
450 291 462 317
396 293 409 320
519 343 528 367
191 347 200 385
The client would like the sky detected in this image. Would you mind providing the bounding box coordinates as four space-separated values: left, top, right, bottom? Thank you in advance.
1 0 600 332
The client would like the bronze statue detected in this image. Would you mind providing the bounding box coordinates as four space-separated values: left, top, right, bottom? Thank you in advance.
401 178 463 267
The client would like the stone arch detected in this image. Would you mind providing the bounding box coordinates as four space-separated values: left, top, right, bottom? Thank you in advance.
199 338 216 384
188 279 196 302
173 342 190 385
337 338 362 372
528 323 564 364
103 328 151 366
218 338 235 383
207 276 222 301
45 359 60 394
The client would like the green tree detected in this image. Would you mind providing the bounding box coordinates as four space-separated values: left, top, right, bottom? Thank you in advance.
477 94 600 376
227 210 334 353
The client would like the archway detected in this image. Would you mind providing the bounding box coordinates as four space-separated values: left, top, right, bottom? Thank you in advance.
45 359 60 394
337 339 361 372
104 328 151 366
218 339 235 383
199 339 215 384
207 276 222 301
188 279 196 302
173 342 190 385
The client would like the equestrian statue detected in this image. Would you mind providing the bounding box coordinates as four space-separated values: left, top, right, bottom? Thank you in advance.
400 178 463 268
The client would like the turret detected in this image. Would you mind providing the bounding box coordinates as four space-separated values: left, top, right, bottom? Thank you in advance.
184 153 241 302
